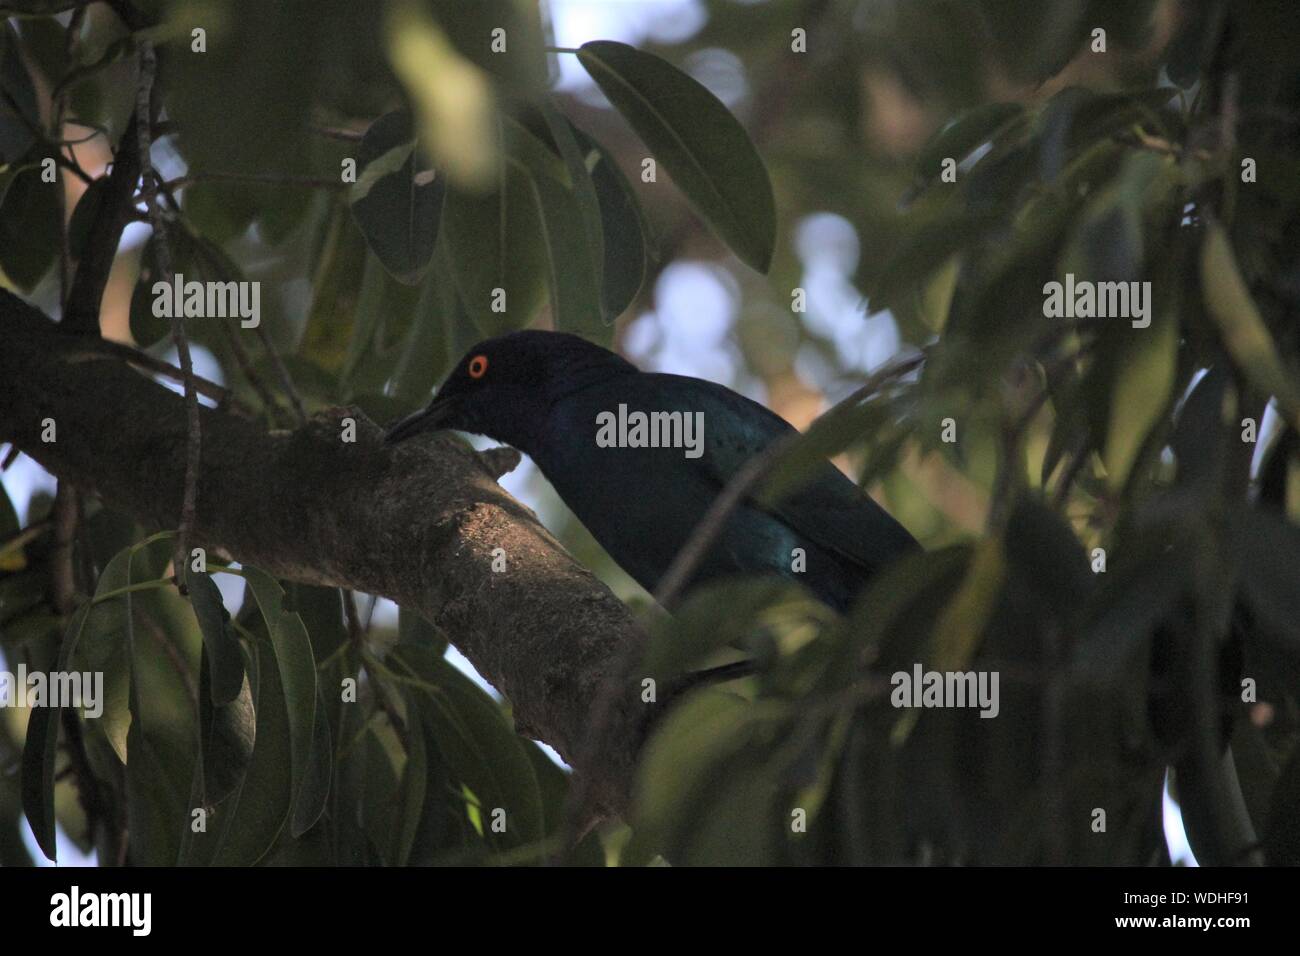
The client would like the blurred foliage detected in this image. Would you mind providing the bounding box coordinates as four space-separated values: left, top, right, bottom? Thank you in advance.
2 0 1300 866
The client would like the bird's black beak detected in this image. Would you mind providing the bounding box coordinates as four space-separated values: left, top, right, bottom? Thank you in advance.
384 393 457 445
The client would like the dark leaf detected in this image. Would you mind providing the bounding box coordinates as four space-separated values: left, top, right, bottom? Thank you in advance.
390 645 544 849
507 120 606 342
20 602 90 862
349 109 445 284
577 40 775 273
442 166 549 336
196 652 255 807
186 567 245 706
239 566 323 837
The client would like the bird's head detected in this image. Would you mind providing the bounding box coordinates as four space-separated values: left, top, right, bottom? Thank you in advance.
384 330 636 449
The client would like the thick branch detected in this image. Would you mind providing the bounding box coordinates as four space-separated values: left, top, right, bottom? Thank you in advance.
0 290 650 814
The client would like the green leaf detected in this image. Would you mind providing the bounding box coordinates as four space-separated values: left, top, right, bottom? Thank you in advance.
577 40 775 273
1201 220 1300 428
279 611 326 836
574 125 648 320
350 110 445 284
386 0 498 191
398 606 447 656
195 651 255 807
507 126 606 342
208 638 293 865
840 545 972 670
442 165 549 336
930 537 1003 673
868 203 1002 313
1235 508 1300 654
391 689 429 865
20 602 90 862
0 160 34 210
294 684 333 837
390 645 545 849
186 567 245 706
0 22 38 164
634 690 790 865
758 391 901 505
1072 534 1190 733
1165 0 1223 88
340 250 419 391
541 104 605 312
183 632 292 868
48 30 141 106
1103 311 1177 490
124 716 190 866
522 740 604 865
1003 496 1095 613
915 102 1024 183
643 577 827 681
66 175 111 261
385 253 454 403
426 0 547 93
283 583 349 668
238 566 324 837
78 537 161 764
0 166 59 291
160 2 314 176
357 721 403 863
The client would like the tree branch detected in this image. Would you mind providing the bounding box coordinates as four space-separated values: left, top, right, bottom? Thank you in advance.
0 289 652 815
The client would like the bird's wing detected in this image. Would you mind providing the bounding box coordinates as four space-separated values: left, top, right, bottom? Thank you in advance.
640 374 919 574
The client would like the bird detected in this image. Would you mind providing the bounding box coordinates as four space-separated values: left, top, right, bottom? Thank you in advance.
385 330 919 613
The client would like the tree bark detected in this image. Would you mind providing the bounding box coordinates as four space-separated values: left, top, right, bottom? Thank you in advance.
0 288 649 815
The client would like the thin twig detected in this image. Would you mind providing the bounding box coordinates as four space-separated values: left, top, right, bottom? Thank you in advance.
64 338 242 411
176 219 304 422
212 318 283 416
254 324 309 425
348 592 409 745
0 87 95 185
136 41 201 593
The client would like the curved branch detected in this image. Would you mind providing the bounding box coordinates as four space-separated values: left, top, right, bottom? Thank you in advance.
0 289 651 815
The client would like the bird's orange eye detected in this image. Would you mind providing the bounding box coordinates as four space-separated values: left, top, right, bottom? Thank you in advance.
468 354 489 379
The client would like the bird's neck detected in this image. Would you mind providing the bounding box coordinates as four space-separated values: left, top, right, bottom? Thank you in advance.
548 355 637 403
478 359 636 456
